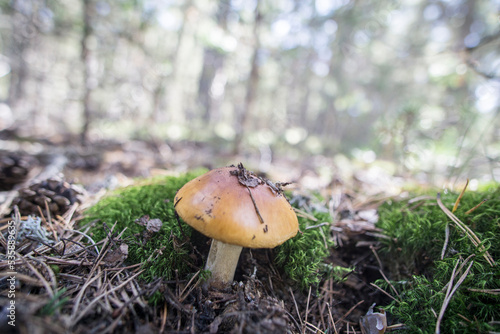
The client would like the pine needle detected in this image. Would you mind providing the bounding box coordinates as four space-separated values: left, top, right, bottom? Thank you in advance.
452 179 468 213
436 193 495 266
435 257 474 334
465 199 488 215
440 223 450 260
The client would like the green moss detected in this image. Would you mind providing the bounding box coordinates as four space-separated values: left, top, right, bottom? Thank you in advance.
38 288 69 316
81 170 206 281
376 185 500 333
275 196 337 290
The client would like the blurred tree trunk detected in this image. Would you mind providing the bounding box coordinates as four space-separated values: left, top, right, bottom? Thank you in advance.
7 1 34 117
153 0 193 123
447 0 478 181
319 6 357 153
298 65 312 126
197 2 230 124
80 0 94 145
233 0 261 154
151 4 189 122
198 49 225 122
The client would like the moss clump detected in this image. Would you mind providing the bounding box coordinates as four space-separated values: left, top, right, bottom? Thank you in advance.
275 195 337 290
376 185 500 333
81 170 206 281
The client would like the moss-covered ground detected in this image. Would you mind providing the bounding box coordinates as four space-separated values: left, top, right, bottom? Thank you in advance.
376 185 500 333
76 170 500 332
81 170 207 281
81 172 337 290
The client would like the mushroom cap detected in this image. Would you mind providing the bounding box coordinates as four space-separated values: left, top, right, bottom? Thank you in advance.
174 166 298 248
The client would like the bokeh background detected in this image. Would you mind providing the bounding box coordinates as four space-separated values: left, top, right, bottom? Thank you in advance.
0 0 499 187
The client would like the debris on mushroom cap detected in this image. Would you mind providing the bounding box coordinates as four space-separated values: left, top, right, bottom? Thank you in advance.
174 165 299 248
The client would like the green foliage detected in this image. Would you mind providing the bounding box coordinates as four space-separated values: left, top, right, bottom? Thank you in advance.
38 288 69 316
376 198 449 275
378 264 500 333
376 185 500 333
275 203 335 290
81 170 206 281
321 263 354 283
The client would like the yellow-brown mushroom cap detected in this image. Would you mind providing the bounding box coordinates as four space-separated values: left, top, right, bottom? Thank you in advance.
174 166 298 248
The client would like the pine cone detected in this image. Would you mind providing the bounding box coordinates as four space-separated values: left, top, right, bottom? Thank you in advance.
0 152 37 191
12 177 85 217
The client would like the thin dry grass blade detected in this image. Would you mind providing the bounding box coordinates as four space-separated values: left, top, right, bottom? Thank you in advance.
289 287 304 331
19 254 54 298
435 258 474 334
71 270 103 320
436 193 495 266
305 321 326 333
71 269 144 325
440 223 450 260
467 288 500 295
452 179 468 213
304 286 312 328
294 207 318 221
326 303 338 334
0 271 45 286
370 283 400 303
465 199 487 215
334 300 364 332
378 269 400 299
28 255 57 291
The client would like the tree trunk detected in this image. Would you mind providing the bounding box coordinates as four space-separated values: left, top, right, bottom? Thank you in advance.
197 2 230 124
7 1 35 118
154 0 193 123
233 0 261 154
80 0 93 145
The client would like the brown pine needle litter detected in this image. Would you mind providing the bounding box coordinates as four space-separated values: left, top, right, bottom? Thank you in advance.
0 173 396 334
7 166 498 333
0 215 151 333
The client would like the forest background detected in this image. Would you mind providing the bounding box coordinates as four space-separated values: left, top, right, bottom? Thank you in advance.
0 0 499 186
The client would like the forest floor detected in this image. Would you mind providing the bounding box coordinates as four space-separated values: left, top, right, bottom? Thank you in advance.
0 133 417 333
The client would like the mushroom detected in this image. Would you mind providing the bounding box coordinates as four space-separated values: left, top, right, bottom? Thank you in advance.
174 165 298 289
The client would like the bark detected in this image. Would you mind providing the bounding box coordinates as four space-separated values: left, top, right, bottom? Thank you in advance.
197 2 230 124
80 0 93 145
152 0 193 123
233 0 262 154
7 1 36 115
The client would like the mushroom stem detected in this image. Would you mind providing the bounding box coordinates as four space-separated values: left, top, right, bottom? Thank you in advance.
205 239 243 288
